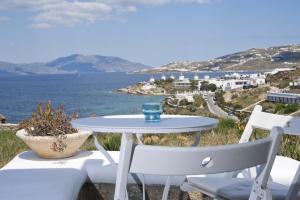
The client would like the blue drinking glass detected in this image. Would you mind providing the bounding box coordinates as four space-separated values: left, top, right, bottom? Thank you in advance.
142 103 162 122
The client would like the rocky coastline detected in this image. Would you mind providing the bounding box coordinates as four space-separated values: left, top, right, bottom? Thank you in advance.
117 83 169 96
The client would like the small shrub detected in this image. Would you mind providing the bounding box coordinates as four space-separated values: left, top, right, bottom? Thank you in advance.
281 135 300 160
217 119 237 131
283 104 299 114
193 95 205 107
275 103 299 114
100 134 121 151
278 80 290 89
232 94 238 99
200 81 217 92
179 99 191 106
19 101 77 152
233 103 242 110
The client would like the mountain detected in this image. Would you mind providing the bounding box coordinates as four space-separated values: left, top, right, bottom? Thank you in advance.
0 54 151 75
151 44 300 72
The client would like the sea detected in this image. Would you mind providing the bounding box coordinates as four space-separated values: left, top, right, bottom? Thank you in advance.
0 71 254 123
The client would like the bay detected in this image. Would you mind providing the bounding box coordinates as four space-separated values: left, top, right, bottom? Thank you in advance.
0 71 253 123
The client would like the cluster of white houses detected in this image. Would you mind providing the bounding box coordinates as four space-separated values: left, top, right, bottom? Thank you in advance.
147 68 300 105
149 72 267 92
204 73 266 91
289 76 300 88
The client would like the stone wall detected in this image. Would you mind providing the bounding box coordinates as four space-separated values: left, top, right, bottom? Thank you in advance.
0 123 18 132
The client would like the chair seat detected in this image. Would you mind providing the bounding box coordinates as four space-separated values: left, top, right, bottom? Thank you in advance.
186 177 300 200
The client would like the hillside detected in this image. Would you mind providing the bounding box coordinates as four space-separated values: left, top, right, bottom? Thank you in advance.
0 54 151 75
153 44 300 72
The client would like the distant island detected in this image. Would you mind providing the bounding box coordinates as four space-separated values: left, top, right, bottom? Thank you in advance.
147 44 300 73
0 54 152 75
1 44 300 75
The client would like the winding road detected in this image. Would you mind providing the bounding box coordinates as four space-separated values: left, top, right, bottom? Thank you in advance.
204 92 239 121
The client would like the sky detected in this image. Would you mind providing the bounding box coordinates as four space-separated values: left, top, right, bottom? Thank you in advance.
0 0 299 67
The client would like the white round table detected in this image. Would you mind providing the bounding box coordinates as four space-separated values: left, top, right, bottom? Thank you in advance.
284 117 300 136
72 114 218 200
72 114 217 134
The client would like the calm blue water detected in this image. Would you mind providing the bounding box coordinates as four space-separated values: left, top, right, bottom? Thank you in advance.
0 72 253 123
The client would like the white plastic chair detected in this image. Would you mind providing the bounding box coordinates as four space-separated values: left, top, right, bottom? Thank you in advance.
183 106 300 200
125 126 283 200
239 105 292 144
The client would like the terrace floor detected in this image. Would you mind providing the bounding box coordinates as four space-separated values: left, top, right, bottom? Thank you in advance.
78 183 210 200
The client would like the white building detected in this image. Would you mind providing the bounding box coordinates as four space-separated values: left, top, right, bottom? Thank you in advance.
194 73 199 81
170 74 175 80
207 79 250 91
222 80 250 91
204 72 266 91
290 76 300 87
174 79 191 88
161 74 166 80
267 92 300 104
149 76 155 84
250 77 266 86
204 75 210 81
179 73 185 81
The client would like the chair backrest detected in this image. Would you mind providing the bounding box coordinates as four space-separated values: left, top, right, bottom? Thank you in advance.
130 127 283 189
239 105 292 143
237 106 300 200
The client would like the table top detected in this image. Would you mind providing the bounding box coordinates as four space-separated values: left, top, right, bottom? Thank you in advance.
71 114 218 134
283 117 300 136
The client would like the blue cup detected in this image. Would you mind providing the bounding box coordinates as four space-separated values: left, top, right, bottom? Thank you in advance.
142 103 162 122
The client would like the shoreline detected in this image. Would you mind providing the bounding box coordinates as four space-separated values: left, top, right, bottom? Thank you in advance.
116 83 170 96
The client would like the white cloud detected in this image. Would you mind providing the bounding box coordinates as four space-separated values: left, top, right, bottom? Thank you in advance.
0 0 210 29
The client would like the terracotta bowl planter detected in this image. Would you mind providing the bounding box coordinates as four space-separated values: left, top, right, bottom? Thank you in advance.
16 129 91 159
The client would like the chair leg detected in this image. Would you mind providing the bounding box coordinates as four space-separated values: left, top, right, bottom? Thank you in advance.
162 176 171 200
249 181 272 200
140 174 146 200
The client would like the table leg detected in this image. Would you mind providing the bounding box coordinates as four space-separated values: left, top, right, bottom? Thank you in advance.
93 133 117 165
114 133 134 200
135 133 143 145
192 132 201 147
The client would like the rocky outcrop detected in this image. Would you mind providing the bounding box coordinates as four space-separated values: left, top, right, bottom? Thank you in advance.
0 114 6 123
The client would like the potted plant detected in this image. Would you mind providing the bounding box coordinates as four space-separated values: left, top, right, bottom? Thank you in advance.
17 101 91 159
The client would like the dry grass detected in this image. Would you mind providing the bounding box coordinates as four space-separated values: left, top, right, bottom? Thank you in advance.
230 87 269 108
0 130 29 168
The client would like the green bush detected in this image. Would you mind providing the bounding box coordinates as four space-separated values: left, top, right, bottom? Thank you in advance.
283 104 299 114
216 119 237 131
179 99 191 106
232 94 238 99
200 81 217 92
275 103 299 114
215 91 225 105
274 104 285 113
187 105 196 112
233 103 242 110
193 95 205 107
278 80 290 89
190 80 199 90
281 135 300 160
100 134 121 151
